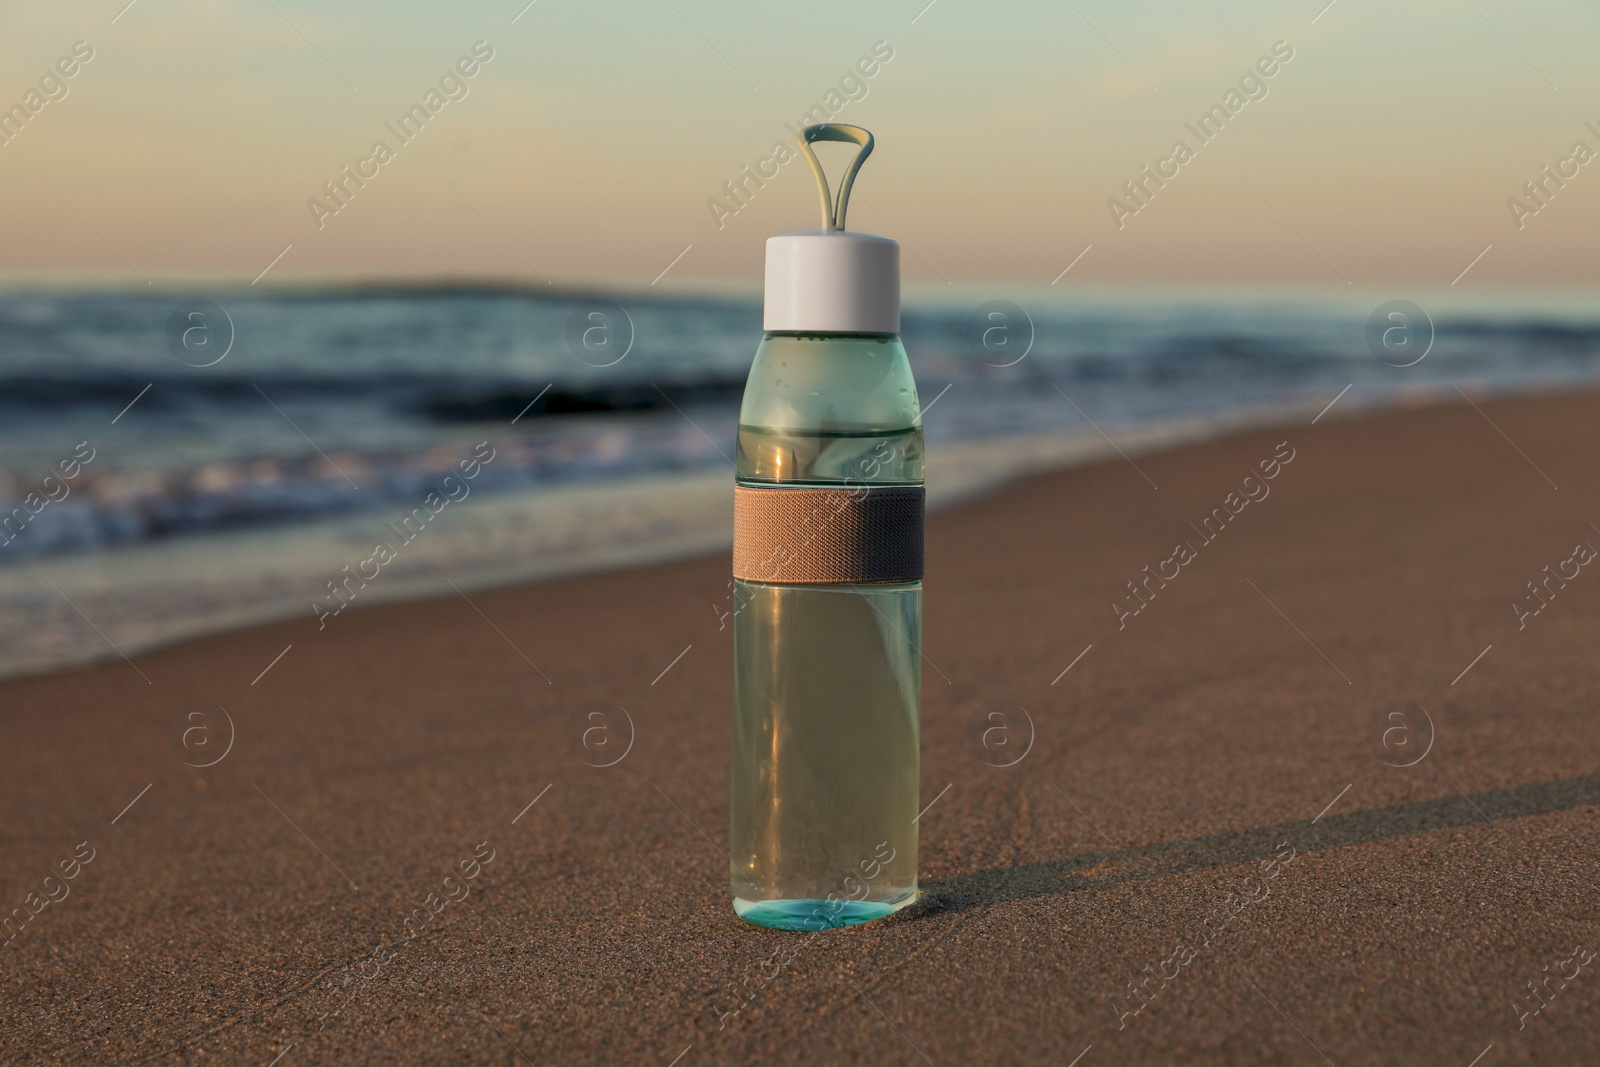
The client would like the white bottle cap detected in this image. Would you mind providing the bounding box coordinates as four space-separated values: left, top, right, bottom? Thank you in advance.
763 123 900 335
763 231 900 334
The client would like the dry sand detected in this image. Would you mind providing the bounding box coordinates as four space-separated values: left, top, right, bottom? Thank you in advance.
2 391 1597 1065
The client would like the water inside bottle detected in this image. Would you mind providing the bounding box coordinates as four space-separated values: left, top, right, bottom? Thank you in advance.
731 577 921 929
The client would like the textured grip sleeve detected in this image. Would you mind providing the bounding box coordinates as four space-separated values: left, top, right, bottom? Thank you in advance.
733 484 924 584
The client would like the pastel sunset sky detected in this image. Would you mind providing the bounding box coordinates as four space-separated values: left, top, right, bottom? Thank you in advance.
1 0 1596 292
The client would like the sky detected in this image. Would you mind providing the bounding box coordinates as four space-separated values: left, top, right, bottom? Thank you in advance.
0 0 1597 293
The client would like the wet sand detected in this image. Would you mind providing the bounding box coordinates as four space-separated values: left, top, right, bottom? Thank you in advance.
2 391 1597 1065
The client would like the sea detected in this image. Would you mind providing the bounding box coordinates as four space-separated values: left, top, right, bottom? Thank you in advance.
1 285 1596 678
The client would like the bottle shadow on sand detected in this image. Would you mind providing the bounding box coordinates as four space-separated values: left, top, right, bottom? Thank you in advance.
910 772 1599 916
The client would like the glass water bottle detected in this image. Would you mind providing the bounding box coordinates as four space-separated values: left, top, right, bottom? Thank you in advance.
729 124 923 930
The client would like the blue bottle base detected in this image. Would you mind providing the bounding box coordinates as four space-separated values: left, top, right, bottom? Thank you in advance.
733 890 918 931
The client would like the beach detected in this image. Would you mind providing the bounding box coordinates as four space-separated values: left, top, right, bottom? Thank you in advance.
2 390 1597 1065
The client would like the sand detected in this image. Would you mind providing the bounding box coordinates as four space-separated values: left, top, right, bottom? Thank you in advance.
2 391 1597 1066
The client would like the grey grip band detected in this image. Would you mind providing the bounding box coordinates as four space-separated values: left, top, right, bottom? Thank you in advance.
733 483 924 584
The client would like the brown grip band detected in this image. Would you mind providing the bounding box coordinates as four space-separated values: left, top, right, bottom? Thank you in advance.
733 484 924 584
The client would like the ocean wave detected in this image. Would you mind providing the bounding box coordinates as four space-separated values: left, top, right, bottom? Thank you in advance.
0 421 731 563
415 375 746 422
3 289 1598 569
0 369 749 418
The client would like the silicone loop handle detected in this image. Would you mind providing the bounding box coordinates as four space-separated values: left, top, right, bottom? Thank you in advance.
797 124 875 232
